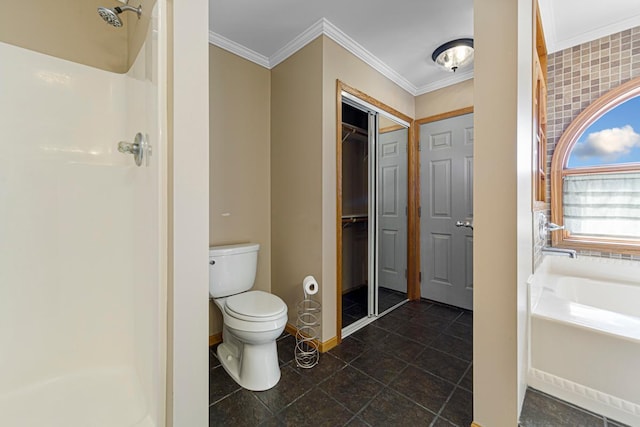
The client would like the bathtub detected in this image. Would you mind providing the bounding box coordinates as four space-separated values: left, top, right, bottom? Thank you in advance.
528 255 640 426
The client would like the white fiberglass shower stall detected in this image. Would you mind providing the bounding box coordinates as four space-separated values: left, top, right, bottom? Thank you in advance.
0 2 167 426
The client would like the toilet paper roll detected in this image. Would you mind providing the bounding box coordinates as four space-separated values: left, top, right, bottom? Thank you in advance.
302 275 319 297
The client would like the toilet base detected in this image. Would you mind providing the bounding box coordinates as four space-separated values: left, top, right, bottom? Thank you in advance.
217 333 282 391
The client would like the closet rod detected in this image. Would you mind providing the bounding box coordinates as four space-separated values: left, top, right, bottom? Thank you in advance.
342 122 368 137
341 127 355 143
341 215 368 228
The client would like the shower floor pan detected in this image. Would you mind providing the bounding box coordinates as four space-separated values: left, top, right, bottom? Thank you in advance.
0 366 152 427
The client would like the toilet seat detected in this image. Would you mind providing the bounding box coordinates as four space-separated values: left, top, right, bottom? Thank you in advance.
225 290 287 322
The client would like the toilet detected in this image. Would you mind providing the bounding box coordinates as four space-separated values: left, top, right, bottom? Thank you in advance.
209 243 288 391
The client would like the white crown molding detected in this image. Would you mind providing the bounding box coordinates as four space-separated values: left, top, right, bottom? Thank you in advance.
209 18 473 96
414 69 474 96
268 18 325 68
268 18 419 95
208 31 270 68
319 19 418 95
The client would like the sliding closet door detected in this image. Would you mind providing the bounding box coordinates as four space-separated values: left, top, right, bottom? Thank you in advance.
377 128 408 297
340 90 410 335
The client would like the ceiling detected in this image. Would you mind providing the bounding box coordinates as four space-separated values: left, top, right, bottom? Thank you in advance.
538 0 640 53
209 1 640 96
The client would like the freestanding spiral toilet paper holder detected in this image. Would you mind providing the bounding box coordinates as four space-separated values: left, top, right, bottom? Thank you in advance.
295 277 321 369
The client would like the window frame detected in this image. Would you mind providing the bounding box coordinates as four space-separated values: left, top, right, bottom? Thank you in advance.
533 54 547 206
550 76 640 255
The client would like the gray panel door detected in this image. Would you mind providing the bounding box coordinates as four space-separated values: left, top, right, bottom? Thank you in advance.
378 128 408 295
420 114 473 310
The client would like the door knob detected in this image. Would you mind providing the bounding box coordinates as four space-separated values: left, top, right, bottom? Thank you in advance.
455 220 473 230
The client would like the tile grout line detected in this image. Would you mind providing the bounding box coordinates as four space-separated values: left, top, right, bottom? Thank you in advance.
366 328 472 385
339 344 430 424
258 366 323 424
325 342 404 426
342 302 472 395
374 348 472 426
267 383 317 423
269 358 353 422
347 351 409 388
209 386 242 407
247 388 279 422
381 378 448 426
344 364 415 426
430 380 461 425
282 385 357 425
428 360 474 426
343 385 395 426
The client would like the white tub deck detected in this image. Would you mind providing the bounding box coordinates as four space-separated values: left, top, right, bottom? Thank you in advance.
528 255 640 426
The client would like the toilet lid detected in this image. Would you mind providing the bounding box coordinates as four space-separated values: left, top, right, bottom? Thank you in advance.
225 290 286 319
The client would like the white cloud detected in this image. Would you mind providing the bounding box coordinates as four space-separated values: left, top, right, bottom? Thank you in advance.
573 125 640 161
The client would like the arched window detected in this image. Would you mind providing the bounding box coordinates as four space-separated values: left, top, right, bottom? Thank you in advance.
551 77 640 255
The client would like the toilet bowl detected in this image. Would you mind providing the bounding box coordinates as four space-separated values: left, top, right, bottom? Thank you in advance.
209 244 288 391
214 291 287 390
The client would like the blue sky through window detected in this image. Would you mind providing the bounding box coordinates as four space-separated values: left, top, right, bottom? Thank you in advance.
568 95 640 168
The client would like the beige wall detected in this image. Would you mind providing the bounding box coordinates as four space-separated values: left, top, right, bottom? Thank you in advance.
210 36 414 343
0 0 155 73
271 38 324 329
473 0 533 425
209 45 272 335
321 36 415 341
415 79 474 119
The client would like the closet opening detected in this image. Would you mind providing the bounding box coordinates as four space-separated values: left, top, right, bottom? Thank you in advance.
337 82 418 340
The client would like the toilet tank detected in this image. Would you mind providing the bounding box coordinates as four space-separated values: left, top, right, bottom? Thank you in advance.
209 243 260 298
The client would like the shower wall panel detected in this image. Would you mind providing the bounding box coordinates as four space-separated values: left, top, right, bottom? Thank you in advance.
0 3 165 422
0 42 132 390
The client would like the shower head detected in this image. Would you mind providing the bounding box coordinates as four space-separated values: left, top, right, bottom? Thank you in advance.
97 4 142 28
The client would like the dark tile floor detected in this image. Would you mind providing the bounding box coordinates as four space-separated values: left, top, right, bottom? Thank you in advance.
210 299 472 426
519 388 630 427
342 286 407 327
209 299 627 426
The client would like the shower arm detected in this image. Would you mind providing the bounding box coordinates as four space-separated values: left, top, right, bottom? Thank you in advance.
116 5 142 18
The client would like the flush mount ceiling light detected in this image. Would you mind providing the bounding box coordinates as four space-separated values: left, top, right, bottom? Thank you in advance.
432 38 474 72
